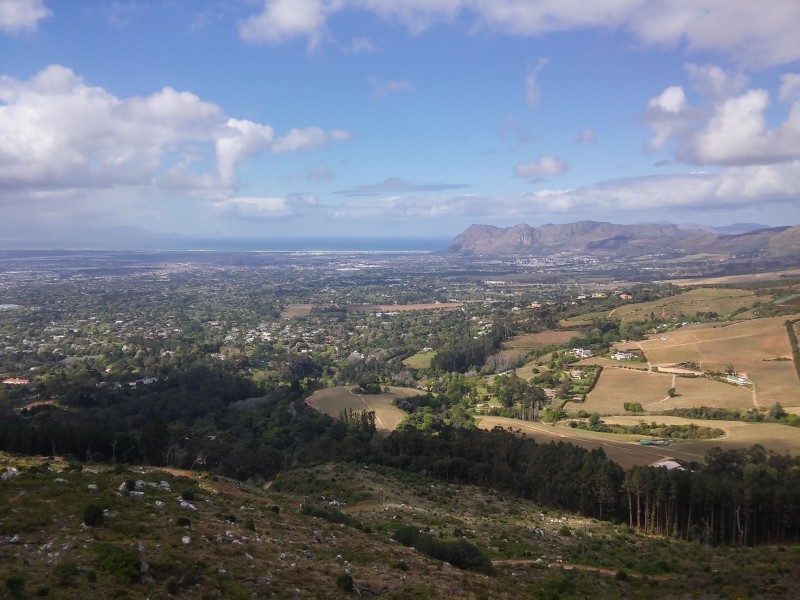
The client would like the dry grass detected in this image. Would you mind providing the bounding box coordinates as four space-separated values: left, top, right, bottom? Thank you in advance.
306 386 421 431
503 330 579 349
477 416 677 469
377 302 462 312
662 269 800 286
610 288 758 323
580 369 675 414
280 304 314 318
629 315 800 406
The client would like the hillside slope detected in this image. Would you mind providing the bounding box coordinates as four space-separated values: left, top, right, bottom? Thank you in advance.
2 456 799 598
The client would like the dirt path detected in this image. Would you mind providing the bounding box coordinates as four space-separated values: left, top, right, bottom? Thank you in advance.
493 559 672 580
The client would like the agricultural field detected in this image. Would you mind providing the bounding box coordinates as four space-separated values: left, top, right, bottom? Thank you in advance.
609 287 759 323
503 330 579 350
479 413 800 469
577 369 676 414
514 359 551 380
306 386 420 431
579 356 649 370
373 302 462 312
629 315 800 406
663 268 800 286
402 350 435 369
581 366 755 413
477 416 678 468
280 303 314 318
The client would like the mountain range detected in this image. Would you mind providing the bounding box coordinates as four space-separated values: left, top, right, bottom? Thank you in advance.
444 221 800 258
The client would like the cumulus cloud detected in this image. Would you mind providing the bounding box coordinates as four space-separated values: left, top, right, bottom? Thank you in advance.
0 0 51 34
685 63 747 101
514 156 569 179
644 65 800 166
0 65 350 194
240 1 800 67
688 89 800 165
642 85 701 152
525 58 549 109
239 0 330 48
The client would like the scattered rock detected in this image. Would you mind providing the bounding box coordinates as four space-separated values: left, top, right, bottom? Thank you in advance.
87 484 98 491
129 491 145 498
181 536 191 545
1 468 19 480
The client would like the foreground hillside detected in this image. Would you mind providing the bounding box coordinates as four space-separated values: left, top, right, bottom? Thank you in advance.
2 454 800 599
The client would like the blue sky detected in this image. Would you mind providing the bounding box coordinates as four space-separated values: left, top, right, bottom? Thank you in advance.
1 0 799 247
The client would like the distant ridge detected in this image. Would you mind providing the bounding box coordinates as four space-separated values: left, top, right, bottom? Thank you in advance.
444 220 800 258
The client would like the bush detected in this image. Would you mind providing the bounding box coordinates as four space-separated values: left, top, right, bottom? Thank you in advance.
393 526 494 575
4 575 25 598
176 517 191 527
83 504 104 527
300 504 363 530
94 543 140 582
336 573 354 591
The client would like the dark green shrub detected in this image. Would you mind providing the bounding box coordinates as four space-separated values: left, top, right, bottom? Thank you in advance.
166 577 180 595
94 543 140 582
5 575 25 598
300 504 363 530
176 517 191 527
83 504 104 527
336 573 354 592
393 526 494 575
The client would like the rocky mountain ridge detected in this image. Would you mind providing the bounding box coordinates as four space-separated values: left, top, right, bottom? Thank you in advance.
444 220 800 257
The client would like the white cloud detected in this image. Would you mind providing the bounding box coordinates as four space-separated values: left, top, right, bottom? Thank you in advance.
0 65 351 196
779 73 800 103
371 78 414 97
0 0 51 34
685 63 747 100
240 1 800 67
642 85 700 151
331 162 800 222
239 0 331 48
688 89 800 165
514 155 569 178
212 194 318 218
642 66 800 166
525 58 548 109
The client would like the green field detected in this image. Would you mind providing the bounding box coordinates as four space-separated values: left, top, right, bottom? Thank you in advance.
402 350 435 369
306 386 421 431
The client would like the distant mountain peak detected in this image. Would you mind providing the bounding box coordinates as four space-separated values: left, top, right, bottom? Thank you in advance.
444 221 798 258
